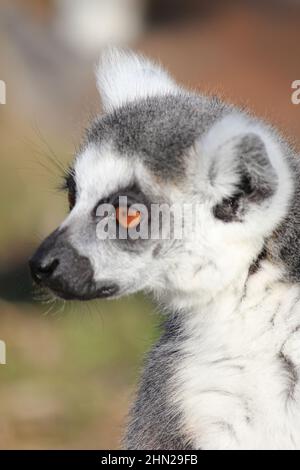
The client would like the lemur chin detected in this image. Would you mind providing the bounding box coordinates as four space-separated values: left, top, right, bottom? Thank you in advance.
30 48 300 450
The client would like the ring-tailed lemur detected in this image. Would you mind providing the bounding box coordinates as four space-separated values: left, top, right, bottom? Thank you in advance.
30 49 300 450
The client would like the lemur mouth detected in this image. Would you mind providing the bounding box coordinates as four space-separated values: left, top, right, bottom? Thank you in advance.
49 284 120 301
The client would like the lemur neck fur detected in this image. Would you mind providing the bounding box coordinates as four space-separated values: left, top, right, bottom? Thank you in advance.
160 255 288 327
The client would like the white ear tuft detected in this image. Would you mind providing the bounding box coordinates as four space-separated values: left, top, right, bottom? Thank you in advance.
96 47 179 112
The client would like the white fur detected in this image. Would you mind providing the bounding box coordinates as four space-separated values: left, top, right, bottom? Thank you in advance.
173 261 300 450
96 48 179 112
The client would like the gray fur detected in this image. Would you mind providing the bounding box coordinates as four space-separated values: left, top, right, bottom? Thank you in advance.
87 93 229 181
125 314 193 450
236 133 278 201
267 152 300 282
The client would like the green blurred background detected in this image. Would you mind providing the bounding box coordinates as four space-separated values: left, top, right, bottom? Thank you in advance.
0 0 300 449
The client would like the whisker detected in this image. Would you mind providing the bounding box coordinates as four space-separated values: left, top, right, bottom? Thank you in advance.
31 121 67 175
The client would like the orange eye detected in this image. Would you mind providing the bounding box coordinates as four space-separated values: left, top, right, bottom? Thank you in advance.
116 207 141 229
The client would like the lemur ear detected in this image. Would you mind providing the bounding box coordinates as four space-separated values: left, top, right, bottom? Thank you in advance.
96 47 179 112
200 117 279 222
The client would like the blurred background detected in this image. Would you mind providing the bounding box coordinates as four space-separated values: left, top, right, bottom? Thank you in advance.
0 0 300 449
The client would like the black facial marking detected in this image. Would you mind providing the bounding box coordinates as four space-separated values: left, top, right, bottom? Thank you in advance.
93 182 147 215
62 169 76 210
95 182 151 242
111 183 148 208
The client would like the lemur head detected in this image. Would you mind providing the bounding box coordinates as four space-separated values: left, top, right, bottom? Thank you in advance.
30 49 294 303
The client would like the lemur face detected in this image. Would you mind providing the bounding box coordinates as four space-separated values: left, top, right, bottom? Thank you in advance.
30 49 293 301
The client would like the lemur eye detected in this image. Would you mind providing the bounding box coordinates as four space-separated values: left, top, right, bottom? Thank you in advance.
68 189 76 211
116 206 141 229
63 170 77 211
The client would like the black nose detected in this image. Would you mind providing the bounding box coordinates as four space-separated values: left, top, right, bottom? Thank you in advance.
29 228 97 300
29 257 59 284
29 228 63 286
